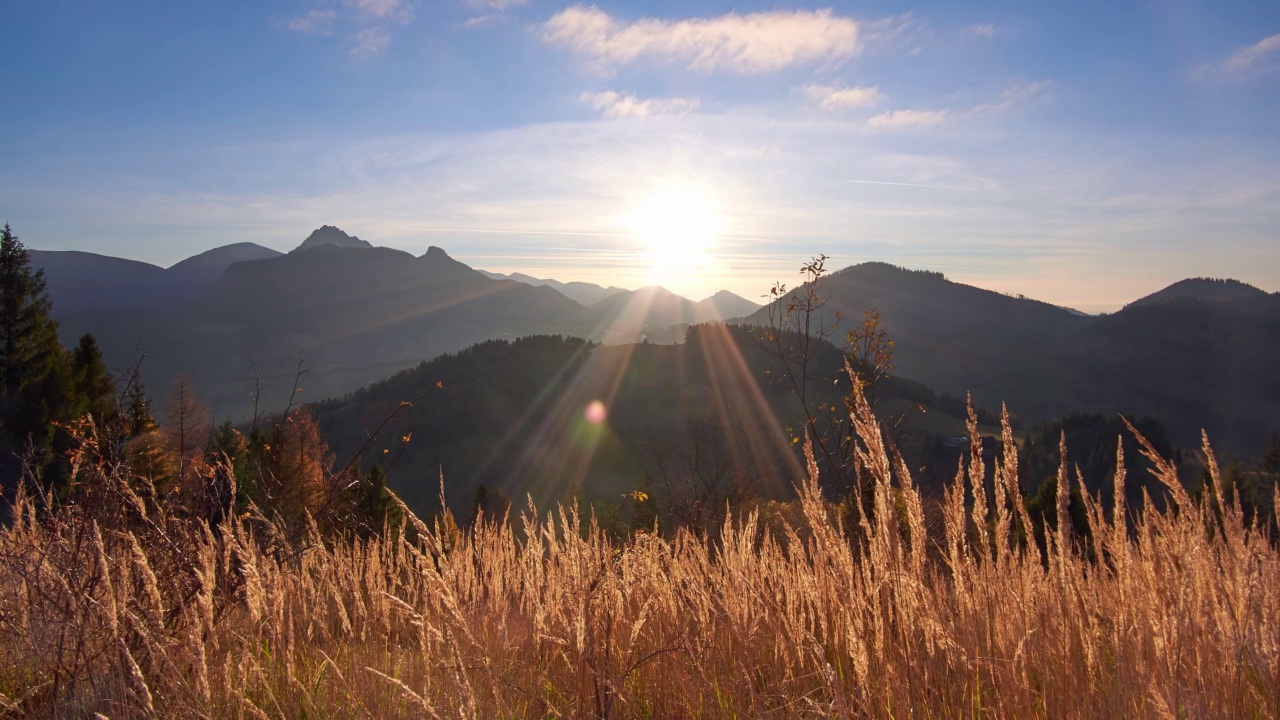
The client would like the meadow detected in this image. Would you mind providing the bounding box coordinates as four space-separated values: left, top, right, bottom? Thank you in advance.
1 389 1277 719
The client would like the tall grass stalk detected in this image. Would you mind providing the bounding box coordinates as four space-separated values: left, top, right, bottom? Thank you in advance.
1 390 1277 718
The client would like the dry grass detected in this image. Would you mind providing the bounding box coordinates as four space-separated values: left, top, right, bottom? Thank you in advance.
2 390 1278 719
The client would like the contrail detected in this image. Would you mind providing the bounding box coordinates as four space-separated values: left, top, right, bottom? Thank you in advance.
841 179 974 190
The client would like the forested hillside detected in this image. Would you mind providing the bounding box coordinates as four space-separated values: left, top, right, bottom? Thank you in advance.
741 261 1280 451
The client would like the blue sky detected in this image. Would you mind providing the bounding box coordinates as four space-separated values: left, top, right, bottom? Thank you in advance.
2 0 1278 311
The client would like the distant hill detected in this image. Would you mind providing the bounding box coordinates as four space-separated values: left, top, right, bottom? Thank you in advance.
310 328 978 516
579 287 762 344
481 270 625 307
743 262 1091 416
53 242 593 420
1126 278 1267 309
31 242 283 313
29 250 173 314
585 286 703 344
292 225 373 253
166 242 282 285
1064 292 1280 450
695 290 761 321
742 262 1279 451
34 231 1279 452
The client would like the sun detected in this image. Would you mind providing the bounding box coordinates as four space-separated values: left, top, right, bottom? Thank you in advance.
622 186 724 278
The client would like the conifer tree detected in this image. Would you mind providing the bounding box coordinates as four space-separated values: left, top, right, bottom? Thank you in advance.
124 363 154 437
70 334 115 423
0 224 72 477
349 464 401 537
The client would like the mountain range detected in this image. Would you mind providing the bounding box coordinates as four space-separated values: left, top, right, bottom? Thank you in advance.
738 263 1279 451
29 227 1279 454
31 227 760 419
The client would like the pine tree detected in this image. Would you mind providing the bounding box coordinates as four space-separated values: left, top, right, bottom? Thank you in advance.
124 363 154 437
0 224 72 475
70 334 115 423
349 464 401 538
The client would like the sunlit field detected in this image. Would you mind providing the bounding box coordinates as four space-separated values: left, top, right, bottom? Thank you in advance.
3 387 1276 719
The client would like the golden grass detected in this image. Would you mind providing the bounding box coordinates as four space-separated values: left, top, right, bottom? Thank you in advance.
1 390 1278 718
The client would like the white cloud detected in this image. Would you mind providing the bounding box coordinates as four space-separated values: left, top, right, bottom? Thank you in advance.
803 84 884 111
970 82 1049 114
866 109 950 130
1221 33 1280 74
542 5 860 73
968 23 1000 39
287 9 337 36
345 0 414 24
1195 34 1280 79
285 1 412 53
579 91 700 118
867 82 1045 130
462 0 525 28
462 13 501 28
350 26 392 57
469 0 525 9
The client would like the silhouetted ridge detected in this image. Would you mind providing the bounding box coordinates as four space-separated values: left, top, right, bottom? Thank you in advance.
293 225 373 252
481 270 629 306
1125 277 1266 309
832 261 947 281
167 242 283 284
694 290 761 320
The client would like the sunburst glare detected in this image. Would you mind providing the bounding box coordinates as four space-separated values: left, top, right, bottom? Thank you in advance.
622 184 724 289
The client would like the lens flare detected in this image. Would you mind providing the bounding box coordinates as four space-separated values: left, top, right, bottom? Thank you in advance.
584 400 608 424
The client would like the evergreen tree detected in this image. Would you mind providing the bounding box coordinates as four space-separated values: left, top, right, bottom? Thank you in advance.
0 224 73 480
468 482 510 526
349 464 401 537
70 334 115 423
124 363 154 437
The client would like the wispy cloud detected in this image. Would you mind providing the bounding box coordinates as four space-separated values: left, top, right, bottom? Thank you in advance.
803 84 884 111
867 82 1046 131
967 23 1000 39
542 5 860 74
287 9 337 36
350 26 392 57
866 109 950 130
284 1 412 57
469 0 525 10
579 91 699 118
462 0 525 29
970 82 1049 113
1197 33 1280 78
345 0 414 24
1225 34 1280 72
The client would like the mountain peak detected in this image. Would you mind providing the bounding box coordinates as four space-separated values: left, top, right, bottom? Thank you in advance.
293 225 373 253
423 245 451 259
836 261 947 282
695 289 761 320
1126 277 1265 309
